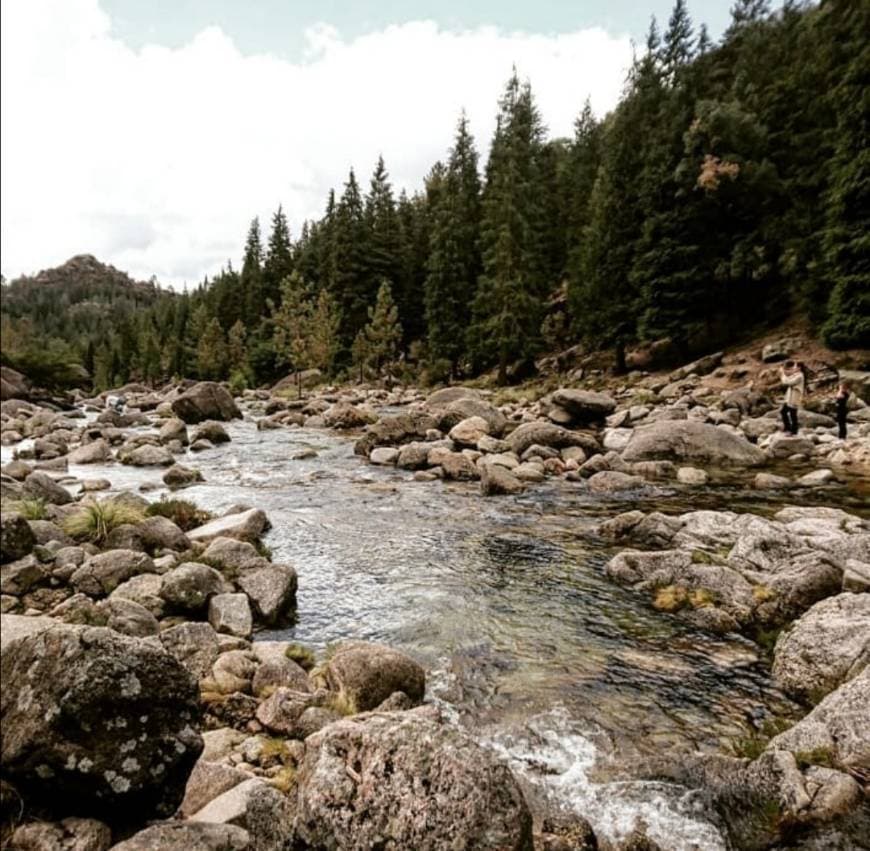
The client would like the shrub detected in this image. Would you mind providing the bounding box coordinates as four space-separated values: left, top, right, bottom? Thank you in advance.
145 498 213 532
228 369 249 396
10 498 47 520
63 499 145 545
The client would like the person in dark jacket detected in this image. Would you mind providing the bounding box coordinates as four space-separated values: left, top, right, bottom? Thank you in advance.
835 382 850 440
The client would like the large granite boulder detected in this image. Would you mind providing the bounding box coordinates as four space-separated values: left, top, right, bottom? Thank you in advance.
294 709 533 850
22 471 72 504
621 421 766 467
507 422 595 457
68 439 112 464
772 593 870 702
70 550 155 597
323 641 425 712
187 509 269 544
171 382 241 424
0 615 202 822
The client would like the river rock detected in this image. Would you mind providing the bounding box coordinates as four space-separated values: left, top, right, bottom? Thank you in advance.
621 421 766 467
767 433 815 460
443 398 507 435
251 655 310 698
551 389 616 423
0 615 202 822
211 650 257 695
138 515 190 552
95 597 160 637
109 822 251 851
797 469 835 486
481 464 524 496
369 446 399 465
677 466 708 485
209 593 253 639
160 562 232 613
159 417 189 445
23 471 72 504
163 463 204 488
768 668 870 773
323 641 425 712
449 416 490 447
322 402 377 429
0 553 46 594
187 509 269 544
255 687 319 735
772 593 870 702
111 572 166 617
171 382 241 424
507 421 593 457
192 421 231 444
70 550 155 597
122 444 174 467
294 709 533 850
1 512 36 563
754 472 792 489
160 621 221 680
425 387 482 407
179 759 248 817
68 439 112 465
396 441 433 469
234 562 297 625
587 470 645 493
440 451 479 481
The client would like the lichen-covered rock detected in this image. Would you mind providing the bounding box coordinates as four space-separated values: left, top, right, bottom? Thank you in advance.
159 621 221 681
294 709 533 850
68 439 112 465
1 512 36 563
208 593 253 639
171 382 241 424
773 594 870 702
551 389 616 423
163 464 204 488
0 615 202 823
507 422 595 457
9 816 112 851
234 563 297 625
160 562 232 613
321 402 377 429
323 641 425 712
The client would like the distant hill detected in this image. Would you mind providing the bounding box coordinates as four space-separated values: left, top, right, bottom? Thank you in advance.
2 255 167 328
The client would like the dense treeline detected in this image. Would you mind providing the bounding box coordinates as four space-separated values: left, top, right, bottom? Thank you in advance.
1 0 867 392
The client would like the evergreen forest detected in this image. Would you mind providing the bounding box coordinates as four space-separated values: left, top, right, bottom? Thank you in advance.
2 0 867 392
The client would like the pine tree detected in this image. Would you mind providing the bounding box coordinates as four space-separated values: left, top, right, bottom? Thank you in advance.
470 72 547 383
308 289 342 376
363 280 403 378
364 156 399 301
241 218 265 326
331 170 369 351
196 317 228 380
661 0 694 82
272 272 312 397
264 206 293 307
424 114 482 375
227 319 248 373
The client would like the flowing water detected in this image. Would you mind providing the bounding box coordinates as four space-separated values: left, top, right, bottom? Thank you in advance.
7 414 867 849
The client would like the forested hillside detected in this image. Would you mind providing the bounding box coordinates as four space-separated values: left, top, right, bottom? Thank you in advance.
2 0 867 392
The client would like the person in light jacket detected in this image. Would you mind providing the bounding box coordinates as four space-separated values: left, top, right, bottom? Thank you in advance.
779 360 805 435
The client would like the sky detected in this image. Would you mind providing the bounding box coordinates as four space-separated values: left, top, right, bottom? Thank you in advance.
1 0 734 289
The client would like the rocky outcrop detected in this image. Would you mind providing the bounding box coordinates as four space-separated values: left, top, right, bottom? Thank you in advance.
323 641 425 712
772 593 870 702
621 421 766 467
171 383 241 424
294 708 533 850
0 615 202 823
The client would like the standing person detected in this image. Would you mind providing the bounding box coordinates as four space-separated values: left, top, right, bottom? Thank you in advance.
835 381 850 440
779 360 805 435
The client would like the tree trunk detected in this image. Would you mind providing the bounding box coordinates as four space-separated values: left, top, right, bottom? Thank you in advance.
498 347 508 386
614 341 627 375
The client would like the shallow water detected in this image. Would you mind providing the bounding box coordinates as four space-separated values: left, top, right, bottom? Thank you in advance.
8 414 865 848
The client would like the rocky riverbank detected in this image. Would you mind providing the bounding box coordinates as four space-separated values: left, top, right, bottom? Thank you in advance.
1 362 868 849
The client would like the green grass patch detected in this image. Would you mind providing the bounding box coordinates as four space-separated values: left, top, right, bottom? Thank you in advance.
9 498 47 520
284 643 316 671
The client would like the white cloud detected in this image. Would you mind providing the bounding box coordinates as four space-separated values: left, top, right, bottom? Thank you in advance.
0 0 633 288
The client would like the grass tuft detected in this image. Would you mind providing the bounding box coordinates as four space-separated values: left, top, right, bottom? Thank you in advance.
63 499 145 545
9 498 47 520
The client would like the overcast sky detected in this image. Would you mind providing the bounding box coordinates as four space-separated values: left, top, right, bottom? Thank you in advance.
1 0 735 289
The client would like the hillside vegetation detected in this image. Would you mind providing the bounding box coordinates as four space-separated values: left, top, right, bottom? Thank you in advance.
1 0 867 393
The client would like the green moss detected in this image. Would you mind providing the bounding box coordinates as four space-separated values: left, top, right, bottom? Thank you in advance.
795 747 835 769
